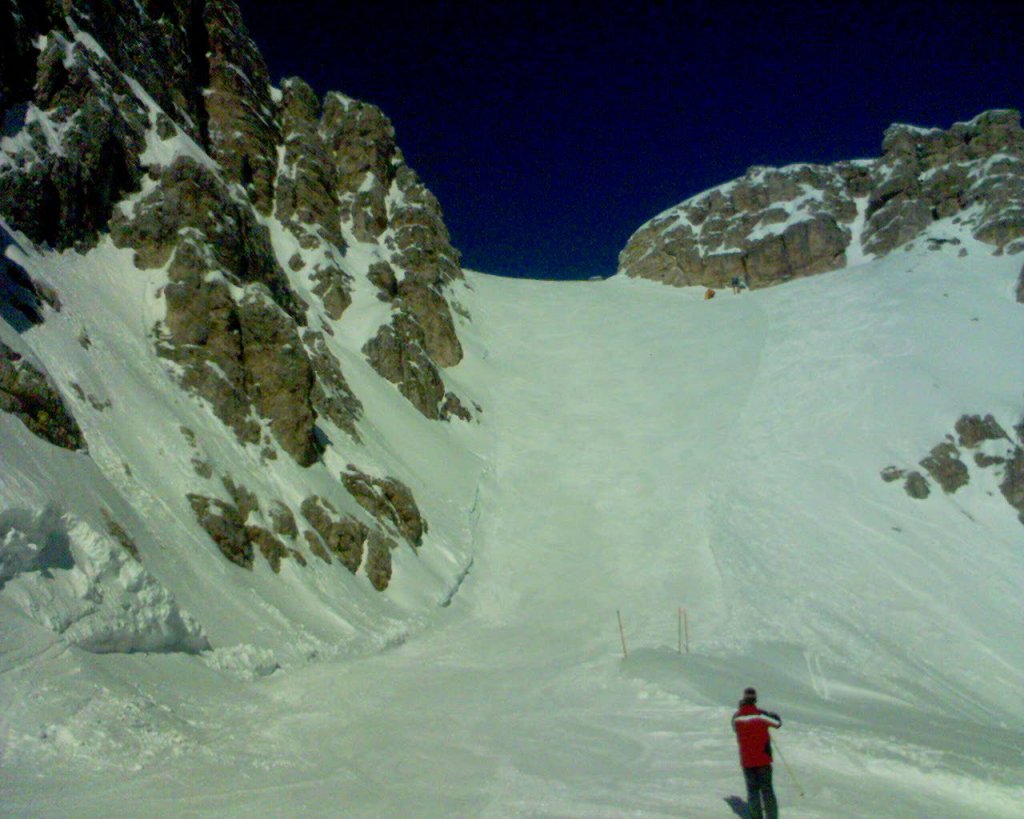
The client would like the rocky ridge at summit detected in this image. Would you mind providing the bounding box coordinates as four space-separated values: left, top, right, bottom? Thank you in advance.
0 0 476 630
618 110 1024 289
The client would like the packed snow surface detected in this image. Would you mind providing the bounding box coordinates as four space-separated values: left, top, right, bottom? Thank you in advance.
2 237 1024 817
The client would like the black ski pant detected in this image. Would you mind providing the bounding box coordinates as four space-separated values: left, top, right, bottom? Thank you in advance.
742 764 778 819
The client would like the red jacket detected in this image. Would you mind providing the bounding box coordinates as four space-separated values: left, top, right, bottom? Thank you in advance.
732 703 782 768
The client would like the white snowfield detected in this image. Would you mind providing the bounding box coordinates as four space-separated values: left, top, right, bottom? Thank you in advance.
2 224 1024 817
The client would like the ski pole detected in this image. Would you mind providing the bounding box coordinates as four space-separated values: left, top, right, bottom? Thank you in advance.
772 735 805 798
617 609 628 659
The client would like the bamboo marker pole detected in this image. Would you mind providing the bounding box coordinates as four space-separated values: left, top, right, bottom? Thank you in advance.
684 607 690 654
677 608 682 654
617 609 628 659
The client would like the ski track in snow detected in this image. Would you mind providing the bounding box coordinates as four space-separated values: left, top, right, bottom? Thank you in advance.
3 244 1024 817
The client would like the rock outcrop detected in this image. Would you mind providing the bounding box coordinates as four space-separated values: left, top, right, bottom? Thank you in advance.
2 0 470 451
188 480 310 573
0 0 469 601
342 466 426 547
620 111 1024 289
0 341 85 451
884 412 1024 525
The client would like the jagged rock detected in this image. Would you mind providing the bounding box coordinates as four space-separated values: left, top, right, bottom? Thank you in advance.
0 341 85 451
157 240 261 447
865 112 1024 254
321 94 396 241
880 466 905 483
955 414 1008 448
150 233 321 465
187 493 252 569
246 525 289 573
309 257 353 321
1000 447 1024 523
363 313 447 419
303 530 332 564
0 28 148 248
368 261 399 300
392 164 463 285
442 392 473 422
975 452 1006 468
111 156 301 319
299 496 367 572
365 530 396 591
341 467 426 547
275 77 345 251
620 111 1024 287
202 0 280 214
237 287 320 466
269 501 298 539
303 330 362 441
618 163 857 288
397 281 464 368
904 471 931 499
221 476 259 522
18 0 210 143
919 442 969 493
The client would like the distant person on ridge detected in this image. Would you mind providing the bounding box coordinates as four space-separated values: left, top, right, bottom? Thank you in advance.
732 687 782 819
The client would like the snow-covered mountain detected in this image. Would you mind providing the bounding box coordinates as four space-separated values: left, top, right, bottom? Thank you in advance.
2 0 485 669
2 2 1023 817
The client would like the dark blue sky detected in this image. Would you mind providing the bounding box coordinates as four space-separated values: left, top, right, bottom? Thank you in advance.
241 1 1018 280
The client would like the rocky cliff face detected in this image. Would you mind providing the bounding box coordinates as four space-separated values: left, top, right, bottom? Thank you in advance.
619 110 1024 288
0 0 474 610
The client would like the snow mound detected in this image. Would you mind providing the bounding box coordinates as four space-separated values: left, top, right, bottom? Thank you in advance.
201 643 280 680
0 505 209 653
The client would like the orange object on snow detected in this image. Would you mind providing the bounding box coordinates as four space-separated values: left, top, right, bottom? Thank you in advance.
704 288 716 300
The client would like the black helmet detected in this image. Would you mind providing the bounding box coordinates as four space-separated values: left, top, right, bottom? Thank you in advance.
742 687 757 703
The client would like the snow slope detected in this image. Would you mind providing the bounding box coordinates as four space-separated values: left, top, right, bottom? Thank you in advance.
2 231 1023 817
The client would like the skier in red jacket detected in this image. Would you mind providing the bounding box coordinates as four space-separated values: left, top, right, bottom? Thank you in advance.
732 687 782 819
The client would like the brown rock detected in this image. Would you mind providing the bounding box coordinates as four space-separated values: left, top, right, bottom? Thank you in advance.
880 466 905 483
237 286 320 467
904 471 931 499
246 525 289 573
221 476 260 522
111 156 300 319
101 509 139 561
919 442 969 493
303 330 362 441
201 0 280 215
299 496 367 572
441 392 473 422
955 414 1008 448
365 530 396 591
368 261 399 300
187 493 252 569
619 110 1024 287
303 530 332 564
341 466 427 547
269 501 299 539
397 280 464 368
0 341 86 451
274 77 346 253
363 313 446 419
1000 446 1024 524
